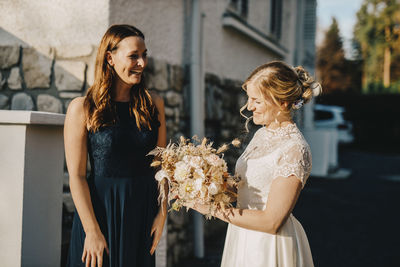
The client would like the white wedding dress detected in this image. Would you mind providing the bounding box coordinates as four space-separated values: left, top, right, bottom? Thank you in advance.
221 123 314 267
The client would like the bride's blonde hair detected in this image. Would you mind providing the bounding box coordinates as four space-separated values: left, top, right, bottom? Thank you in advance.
240 61 321 130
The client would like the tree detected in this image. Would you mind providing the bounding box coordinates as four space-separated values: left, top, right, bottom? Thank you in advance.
316 18 352 94
380 0 399 87
354 0 400 92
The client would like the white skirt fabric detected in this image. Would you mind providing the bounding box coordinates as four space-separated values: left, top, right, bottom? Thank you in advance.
220 214 314 267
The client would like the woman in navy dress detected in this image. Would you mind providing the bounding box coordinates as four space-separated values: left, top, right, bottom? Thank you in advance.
64 24 167 267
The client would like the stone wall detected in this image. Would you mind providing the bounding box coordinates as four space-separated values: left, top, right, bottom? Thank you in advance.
0 45 188 143
0 45 94 113
0 44 252 267
204 73 249 168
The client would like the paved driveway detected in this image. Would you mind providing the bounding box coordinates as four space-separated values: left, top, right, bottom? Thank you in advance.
178 147 400 267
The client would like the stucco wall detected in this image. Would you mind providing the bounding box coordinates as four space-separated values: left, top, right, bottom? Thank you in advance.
0 0 109 47
202 1 285 81
108 0 295 81
109 0 185 66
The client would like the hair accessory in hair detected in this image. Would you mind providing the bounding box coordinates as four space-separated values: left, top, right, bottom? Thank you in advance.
311 82 322 96
292 98 304 110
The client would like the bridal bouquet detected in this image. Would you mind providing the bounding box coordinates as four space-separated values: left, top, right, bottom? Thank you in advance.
148 136 240 219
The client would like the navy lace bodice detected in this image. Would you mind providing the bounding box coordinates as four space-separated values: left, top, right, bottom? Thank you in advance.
87 102 159 178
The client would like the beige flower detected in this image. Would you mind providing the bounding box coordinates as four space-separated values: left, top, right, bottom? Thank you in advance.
205 154 222 167
193 178 201 190
189 156 204 169
208 182 219 195
174 161 191 182
193 168 205 180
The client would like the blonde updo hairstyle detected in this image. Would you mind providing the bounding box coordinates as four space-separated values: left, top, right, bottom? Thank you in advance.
240 61 321 128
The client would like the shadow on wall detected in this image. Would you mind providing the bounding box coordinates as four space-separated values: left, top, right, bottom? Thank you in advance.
0 26 94 267
0 27 93 114
0 27 191 267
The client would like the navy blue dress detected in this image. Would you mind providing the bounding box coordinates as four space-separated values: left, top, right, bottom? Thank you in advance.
67 101 160 267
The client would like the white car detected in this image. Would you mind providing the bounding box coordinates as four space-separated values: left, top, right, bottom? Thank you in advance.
314 104 354 144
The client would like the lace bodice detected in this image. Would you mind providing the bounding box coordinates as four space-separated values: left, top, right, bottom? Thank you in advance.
235 123 312 210
87 101 160 178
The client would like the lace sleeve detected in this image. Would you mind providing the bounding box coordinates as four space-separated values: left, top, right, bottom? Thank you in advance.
272 142 312 187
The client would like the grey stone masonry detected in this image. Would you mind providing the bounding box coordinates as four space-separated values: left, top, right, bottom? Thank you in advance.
0 94 9 109
55 60 86 91
146 58 168 91
8 67 22 90
64 99 73 111
165 91 182 107
11 92 34 110
0 72 5 89
164 106 174 117
22 47 53 89
59 92 82 99
0 46 19 69
37 94 63 113
167 211 193 267
170 65 184 92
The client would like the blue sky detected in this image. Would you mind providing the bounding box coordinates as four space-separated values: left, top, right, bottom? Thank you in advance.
317 0 364 57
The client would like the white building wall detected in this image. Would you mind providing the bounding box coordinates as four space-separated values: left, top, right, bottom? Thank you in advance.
0 0 109 47
201 0 285 81
108 0 298 81
109 0 185 66
0 0 301 81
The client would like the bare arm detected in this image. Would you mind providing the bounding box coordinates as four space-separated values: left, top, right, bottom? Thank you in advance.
151 91 167 214
64 97 108 265
149 91 167 255
64 97 100 234
196 175 303 235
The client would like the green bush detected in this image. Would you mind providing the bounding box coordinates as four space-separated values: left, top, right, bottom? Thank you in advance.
363 81 400 94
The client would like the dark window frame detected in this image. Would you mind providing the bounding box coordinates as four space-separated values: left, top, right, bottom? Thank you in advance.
229 0 249 18
270 0 283 40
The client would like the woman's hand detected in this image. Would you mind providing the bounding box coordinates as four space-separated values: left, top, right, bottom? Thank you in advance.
191 203 233 222
150 211 167 255
81 229 109 267
191 203 211 215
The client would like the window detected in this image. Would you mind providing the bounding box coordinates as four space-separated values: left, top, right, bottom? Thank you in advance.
270 0 282 40
229 0 248 18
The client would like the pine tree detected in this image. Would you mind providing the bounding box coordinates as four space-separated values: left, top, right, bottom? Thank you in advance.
316 18 352 94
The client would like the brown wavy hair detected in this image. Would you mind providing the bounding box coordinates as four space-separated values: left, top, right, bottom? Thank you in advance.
84 24 156 132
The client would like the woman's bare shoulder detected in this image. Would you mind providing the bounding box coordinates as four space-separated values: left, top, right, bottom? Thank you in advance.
66 96 87 122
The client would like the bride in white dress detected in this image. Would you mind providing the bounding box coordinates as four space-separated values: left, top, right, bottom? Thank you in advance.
192 61 321 267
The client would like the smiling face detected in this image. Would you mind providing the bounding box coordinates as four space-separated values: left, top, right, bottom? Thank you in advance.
246 81 281 126
107 36 147 86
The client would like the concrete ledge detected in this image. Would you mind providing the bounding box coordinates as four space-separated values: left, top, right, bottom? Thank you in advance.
0 110 65 126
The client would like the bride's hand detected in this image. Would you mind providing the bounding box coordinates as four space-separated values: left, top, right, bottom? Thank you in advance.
192 203 233 222
191 203 211 215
